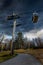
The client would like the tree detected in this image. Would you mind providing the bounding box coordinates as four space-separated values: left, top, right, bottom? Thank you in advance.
17 32 24 49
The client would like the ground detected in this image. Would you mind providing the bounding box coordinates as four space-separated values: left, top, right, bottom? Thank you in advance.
0 49 43 65
0 54 42 65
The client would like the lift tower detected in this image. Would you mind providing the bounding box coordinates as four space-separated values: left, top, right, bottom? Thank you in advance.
7 13 20 55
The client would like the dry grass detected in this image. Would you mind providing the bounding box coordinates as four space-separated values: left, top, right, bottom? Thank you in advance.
15 49 26 53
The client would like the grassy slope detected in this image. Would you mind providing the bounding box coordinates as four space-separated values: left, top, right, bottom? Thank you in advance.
0 51 17 63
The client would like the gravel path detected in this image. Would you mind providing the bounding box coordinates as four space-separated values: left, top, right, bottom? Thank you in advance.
0 54 42 65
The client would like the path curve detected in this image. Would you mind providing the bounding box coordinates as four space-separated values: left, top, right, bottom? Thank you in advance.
0 54 42 65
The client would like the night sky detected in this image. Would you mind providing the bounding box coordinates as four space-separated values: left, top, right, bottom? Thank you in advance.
0 0 43 37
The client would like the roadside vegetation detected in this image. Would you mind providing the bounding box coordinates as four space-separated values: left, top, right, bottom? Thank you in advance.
0 51 17 63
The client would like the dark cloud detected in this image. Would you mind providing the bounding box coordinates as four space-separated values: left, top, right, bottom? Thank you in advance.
3 0 12 8
0 0 13 10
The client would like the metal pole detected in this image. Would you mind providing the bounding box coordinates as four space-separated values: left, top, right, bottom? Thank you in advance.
12 20 16 41
11 20 16 55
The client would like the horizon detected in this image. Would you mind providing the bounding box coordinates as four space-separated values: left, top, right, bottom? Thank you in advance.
0 28 43 42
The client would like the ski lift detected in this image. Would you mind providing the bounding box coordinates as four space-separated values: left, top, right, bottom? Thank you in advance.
32 12 38 23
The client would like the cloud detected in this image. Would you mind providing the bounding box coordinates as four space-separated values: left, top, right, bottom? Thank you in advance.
23 28 43 41
37 29 43 38
23 32 37 41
